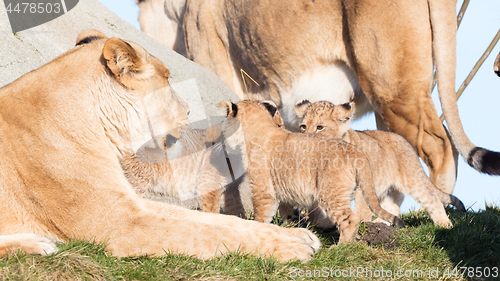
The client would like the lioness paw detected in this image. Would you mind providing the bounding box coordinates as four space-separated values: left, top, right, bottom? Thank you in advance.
0 234 59 256
283 227 321 251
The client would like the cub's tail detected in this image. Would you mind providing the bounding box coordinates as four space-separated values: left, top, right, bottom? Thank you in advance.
355 154 405 228
432 185 466 212
429 0 500 175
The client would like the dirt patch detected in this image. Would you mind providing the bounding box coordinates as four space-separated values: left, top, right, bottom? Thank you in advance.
357 222 400 249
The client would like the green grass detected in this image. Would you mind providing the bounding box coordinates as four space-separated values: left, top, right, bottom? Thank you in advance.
1 206 499 280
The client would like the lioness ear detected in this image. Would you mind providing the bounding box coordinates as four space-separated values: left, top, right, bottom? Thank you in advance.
294 99 312 118
103 38 154 88
260 101 284 127
219 101 238 117
76 29 106 46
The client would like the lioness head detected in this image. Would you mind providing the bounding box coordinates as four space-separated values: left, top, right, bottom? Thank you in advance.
74 30 190 155
294 100 354 139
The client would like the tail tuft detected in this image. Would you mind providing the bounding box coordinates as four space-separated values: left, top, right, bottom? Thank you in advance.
467 147 500 176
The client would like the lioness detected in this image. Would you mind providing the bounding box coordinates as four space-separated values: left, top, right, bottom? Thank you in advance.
0 30 321 261
295 100 466 226
219 100 405 243
137 0 500 199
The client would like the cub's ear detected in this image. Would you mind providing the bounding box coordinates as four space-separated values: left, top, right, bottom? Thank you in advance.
261 101 284 127
341 101 355 118
76 29 106 46
103 38 155 88
273 110 285 128
219 101 238 117
294 99 312 118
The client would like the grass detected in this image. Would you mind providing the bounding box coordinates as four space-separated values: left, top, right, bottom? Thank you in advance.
1 206 499 280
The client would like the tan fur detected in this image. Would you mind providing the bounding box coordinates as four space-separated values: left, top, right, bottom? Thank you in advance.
295 100 466 227
138 0 500 198
219 100 404 243
120 125 246 217
0 30 321 261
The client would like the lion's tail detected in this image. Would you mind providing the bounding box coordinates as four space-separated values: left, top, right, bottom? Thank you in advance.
429 0 500 175
355 155 405 228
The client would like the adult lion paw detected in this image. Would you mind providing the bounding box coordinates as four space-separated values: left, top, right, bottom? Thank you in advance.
0 234 59 256
249 226 321 262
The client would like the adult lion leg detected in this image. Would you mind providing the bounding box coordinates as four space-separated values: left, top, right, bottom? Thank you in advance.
183 0 245 98
0 234 58 257
33 175 318 261
379 99 457 194
343 0 457 194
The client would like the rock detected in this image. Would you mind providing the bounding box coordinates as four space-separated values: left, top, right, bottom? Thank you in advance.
0 0 252 213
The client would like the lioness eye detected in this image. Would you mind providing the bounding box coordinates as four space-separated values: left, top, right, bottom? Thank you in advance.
316 125 324 131
300 124 306 131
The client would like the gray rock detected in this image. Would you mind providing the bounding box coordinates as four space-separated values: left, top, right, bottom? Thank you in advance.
0 0 253 213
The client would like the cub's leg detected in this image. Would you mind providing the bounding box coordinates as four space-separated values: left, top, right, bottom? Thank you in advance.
247 171 278 223
319 177 360 244
379 189 405 216
400 170 453 228
200 189 221 213
0 234 58 257
353 188 373 222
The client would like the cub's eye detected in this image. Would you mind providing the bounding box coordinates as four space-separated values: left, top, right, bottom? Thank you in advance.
300 124 306 131
343 117 350 123
316 125 324 131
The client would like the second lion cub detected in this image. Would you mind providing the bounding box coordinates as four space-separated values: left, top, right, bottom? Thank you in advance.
219 100 405 243
295 100 465 227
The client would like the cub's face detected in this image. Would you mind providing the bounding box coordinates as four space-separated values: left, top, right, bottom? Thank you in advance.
294 100 354 139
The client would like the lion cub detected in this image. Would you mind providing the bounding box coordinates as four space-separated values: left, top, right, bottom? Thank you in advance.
219 100 405 243
295 100 465 227
120 124 246 218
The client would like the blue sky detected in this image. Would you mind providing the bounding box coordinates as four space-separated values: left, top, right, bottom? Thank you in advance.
98 0 500 213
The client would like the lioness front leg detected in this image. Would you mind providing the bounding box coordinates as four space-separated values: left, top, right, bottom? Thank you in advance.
0 234 58 257
86 196 318 262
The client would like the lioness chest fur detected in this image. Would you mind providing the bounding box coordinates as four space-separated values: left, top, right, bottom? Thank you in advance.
220 100 404 243
295 100 466 227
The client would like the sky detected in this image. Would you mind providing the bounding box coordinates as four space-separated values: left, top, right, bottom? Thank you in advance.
98 0 500 213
